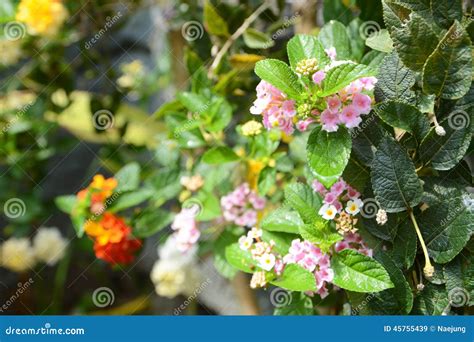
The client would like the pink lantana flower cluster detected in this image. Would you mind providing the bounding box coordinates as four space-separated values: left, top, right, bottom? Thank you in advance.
283 239 333 298
335 232 373 257
313 178 364 234
171 206 200 252
250 80 314 135
221 183 266 227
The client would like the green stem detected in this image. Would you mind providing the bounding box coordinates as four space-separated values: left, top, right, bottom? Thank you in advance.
409 210 434 278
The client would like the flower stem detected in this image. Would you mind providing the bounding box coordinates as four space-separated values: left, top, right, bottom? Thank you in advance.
208 1 271 77
409 209 434 278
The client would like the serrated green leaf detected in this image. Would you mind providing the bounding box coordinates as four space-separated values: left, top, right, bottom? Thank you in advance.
390 219 417 269
318 63 377 97
419 194 473 263
391 13 439 71
422 21 472 100
371 137 423 212
271 263 317 292
202 146 239 164
412 283 449 315
115 162 141 192
307 126 352 188
374 52 416 104
374 101 430 141
133 209 173 238
299 220 342 253
284 182 322 224
261 207 303 234
225 243 255 273
109 189 153 212
331 249 394 292
394 0 462 28
319 20 352 60
254 59 303 99
419 121 472 171
287 34 330 70
382 0 412 34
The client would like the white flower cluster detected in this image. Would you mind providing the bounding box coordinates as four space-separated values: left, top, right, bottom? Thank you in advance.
0 227 67 273
150 236 200 298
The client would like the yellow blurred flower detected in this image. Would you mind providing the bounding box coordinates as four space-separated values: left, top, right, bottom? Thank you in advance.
16 0 68 36
247 159 265 190
241 120 263 136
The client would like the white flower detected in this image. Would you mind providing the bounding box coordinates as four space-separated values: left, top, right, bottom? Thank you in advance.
33 227 67 266
258 253 276 271
319 203 337 220
150 236 200 298
0 237 36 273
239 236 253 250
376 209 388 225
345 199 363 215
248 227 262 239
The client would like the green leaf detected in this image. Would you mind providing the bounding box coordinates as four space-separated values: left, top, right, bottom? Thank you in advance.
203 0 229 37
261 207 303 234
307 126 352 188
193 192 222 221
202 97 232 132
243 28 274 49
419 195 473 264
374 101 430 140
390 219 417 269
133 209 173 238
261 230 296 256
115 162 141 192
254 59 303 99
273 292 314 315
346 18 366 61
109 189 153 212
318 63 377 97
287 35 330 70
419 121 472 171
214 230 239 279
412 283 449 315
391 13 439 71
319 20 352 60
422 21 472 100
352 252 413 314
178 92 209 113
382 0 412 34
366 29 394 53
202 146 239 164
225 243 255 273
271 263 317 292
331 249 394 292
284 183 322 224
374 52 416 104
299 220 342 253
395 0 463 29
55 195 77 214
257 166 276 196
371 137 423 212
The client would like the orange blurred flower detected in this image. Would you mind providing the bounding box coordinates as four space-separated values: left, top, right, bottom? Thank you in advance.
84 213 141 265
